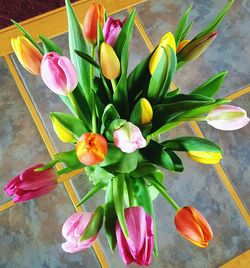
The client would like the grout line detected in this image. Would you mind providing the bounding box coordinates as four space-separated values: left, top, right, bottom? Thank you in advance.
131 11 250 227
3 54 109 268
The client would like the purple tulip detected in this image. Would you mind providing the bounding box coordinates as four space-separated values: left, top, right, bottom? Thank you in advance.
114 122 147 153
207 105 249 130
103 17 126 47
4 164 57 203
61 212 97 253
116 206 154 266
41 52 78 96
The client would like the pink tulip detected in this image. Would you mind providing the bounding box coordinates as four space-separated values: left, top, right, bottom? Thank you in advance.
40 52 78 95
207 105 249 131
61 212 97 253
114 122 147 153
103 17 126 47
4 164 57 203
116 206 154 266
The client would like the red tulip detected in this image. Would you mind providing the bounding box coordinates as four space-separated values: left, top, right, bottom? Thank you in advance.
83 3 105 44
174 206 213 248
4 164 57 203
76 133 108 166
116 206 154 266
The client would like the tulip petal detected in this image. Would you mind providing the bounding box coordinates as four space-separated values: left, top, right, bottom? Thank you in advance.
207 117 250 131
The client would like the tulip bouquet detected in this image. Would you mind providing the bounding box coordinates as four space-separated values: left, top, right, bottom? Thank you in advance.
5 0 249 266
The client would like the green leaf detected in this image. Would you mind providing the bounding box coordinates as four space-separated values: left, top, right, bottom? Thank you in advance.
101 104 120 134
195 0 234 40
162 136 222 154
148 122 181 137
39 34 63 55
112 175 129 238
141 140 183 172
97 21 105 49
130 98 143 125
65 0 90 102
50 112 88 138
106 119 126 141
131 178 158 257
148 170 165 201
147 47 167 102
174 5 192 46
34 160 58 172
11 19 43 54
180 21 193 41
190 71 228 97
87 166 114 185
75 50 100 69
77 181 106 207
80 206 104 241
130 161 158 178
113 10 136 117
104 180 117 252
164 88 181 98
53 150 84 169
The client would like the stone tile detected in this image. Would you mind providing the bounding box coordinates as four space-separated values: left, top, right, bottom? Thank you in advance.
0 57 50 204
198 93 250 212
136 0 250 97
70 123 250 268
0 184 100 268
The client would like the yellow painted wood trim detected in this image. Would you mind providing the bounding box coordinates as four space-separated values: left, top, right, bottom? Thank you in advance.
0 0 146 57
225 85 250 100
220 250 250 268
0 200 15 213
3 54 109 267
132 13 250 227
64 180 109 268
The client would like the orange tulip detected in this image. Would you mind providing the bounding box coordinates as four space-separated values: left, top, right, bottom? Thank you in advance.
11 36 43 75
174 206 213 248
76 133 108 166
83 3 105 44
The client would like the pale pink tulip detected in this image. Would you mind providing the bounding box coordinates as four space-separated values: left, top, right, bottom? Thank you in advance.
40 52 78 95
61 212 97 253
114 122 147 153
207 105 249 130
116 206 154 266
103 17 125 47
4 164 57 203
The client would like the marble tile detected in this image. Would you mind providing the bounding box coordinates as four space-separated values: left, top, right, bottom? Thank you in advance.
136 0 250 97
70 123 250 268
198 93 250 212
11 10 149 155
0 184 100 268
0 57 50 204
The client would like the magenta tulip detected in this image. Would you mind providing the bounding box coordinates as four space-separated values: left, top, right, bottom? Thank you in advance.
41 52 78 95
207 105 249 130
116 206 154 266
61 212 97 253
114 122 147 153
4 164 57 203
103 17 125 47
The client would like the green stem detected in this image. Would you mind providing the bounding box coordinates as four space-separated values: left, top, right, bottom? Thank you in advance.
90 44 97 133
125 174 135 207
111 79 117 93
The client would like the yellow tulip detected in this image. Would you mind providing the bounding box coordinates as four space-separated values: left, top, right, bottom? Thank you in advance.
149 32 176 75
100 42 120 80
187 151 222 164
11 36 43 75
50 115 76 143
141 98 153 125
176 40 190 53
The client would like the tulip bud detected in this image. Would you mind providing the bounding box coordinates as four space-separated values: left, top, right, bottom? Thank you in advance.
207 105 250 131
83 3 105 44
103 17 125 47
11 36 43 75
176 39 190 53
174 206 213 248
4 164 57 203
178 32 218 62
188 151 222 164
40 52 78 96
76 133 108 166
141 98 153 125
149 32 176 75
116 206 154 266
114 122 147 153
61 212 97 253
50 114 76 143
100 42 120 80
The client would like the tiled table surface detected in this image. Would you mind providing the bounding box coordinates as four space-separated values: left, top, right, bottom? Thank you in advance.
0 0 250 267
